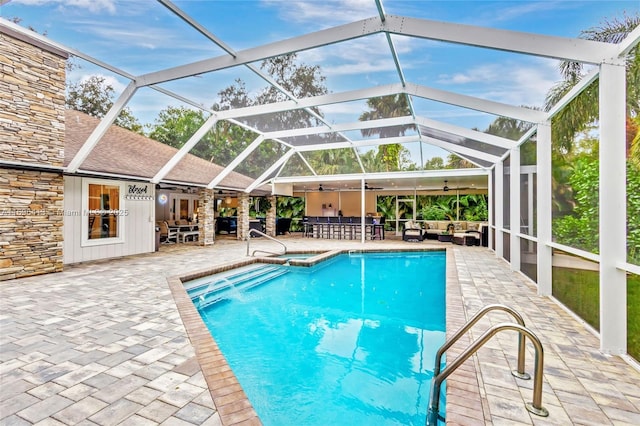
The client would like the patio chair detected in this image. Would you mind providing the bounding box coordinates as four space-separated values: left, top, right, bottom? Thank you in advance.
402 220 423 242
160 221 178 244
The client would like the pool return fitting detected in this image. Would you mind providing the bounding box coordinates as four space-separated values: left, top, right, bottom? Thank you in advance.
426 304 549 425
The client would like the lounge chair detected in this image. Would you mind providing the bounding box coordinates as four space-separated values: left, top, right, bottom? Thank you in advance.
402 220 423 242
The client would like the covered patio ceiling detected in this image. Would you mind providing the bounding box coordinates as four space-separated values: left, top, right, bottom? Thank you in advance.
1 0 636 195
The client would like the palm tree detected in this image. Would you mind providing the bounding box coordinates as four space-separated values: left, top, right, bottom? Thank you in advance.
545 13 640 160
359 94 414 171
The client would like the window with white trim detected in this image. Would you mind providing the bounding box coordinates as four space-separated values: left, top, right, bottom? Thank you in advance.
82 179 125 246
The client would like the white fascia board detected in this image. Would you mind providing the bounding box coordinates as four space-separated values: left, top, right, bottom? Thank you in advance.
151 115 218 183
296 135 419 152
420 136 500 163
406 83 547 123
207 135 265 189
264 116 415 139
137 17 384 87
386 15 618 64
415 116 516 150
245 150 296 193
66 82 138 173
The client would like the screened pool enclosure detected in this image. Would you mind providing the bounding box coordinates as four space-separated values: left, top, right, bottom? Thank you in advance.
1 1 638 359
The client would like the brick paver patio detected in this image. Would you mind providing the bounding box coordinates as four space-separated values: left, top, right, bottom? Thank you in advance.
1 236 639 425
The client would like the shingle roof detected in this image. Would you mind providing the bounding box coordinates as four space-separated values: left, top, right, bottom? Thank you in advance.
64 109 264 193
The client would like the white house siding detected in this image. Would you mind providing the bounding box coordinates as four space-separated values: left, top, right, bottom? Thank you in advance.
63 176 155 264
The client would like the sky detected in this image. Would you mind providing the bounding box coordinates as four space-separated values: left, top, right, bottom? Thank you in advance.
1 0 638 164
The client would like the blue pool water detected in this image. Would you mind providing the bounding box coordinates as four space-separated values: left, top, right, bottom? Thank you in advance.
191 251 446 425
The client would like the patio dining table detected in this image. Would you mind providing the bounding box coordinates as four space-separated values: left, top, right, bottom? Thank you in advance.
170 224 199 242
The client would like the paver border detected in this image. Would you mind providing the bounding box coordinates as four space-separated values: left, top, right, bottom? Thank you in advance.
167 247 485 425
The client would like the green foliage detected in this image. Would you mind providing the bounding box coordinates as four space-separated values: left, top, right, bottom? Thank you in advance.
66 75 143 134
305 148 361 175
248 197 272 218
552 266 600 330
420 204 449 221
552 158 599 253
545 12 639 154
276 196 305 231
627 161 640 263
147 106 208 150
553 157 640 264
553 266 640 362
423 157 444 170
359 94 413 172
373 194 488 225
458 194 488 221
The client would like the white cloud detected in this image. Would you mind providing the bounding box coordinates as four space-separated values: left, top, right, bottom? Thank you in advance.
72 72 128 94
14 0 116 14
296 32 419 80
458 1 577 28
437 59 561 109
261 0 376 26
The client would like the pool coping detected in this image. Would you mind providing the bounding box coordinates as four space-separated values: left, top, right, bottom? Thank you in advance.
167 247 486 425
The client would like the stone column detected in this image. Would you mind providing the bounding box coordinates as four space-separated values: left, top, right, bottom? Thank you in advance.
237 193 250 240
198 189 215 246
265 195 277 237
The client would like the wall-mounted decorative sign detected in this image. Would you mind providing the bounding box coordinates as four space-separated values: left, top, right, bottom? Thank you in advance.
125 184 154 201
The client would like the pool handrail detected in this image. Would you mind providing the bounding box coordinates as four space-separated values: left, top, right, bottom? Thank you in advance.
426 322 549 425
246 228 287 257
433 303 530 380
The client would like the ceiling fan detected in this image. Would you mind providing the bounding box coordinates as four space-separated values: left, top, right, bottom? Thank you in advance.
317 184 336 192
442 180 470 192
347 182 383 190
365 182 383 190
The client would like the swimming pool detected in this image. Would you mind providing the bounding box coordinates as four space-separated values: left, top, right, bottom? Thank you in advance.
186 250 446 425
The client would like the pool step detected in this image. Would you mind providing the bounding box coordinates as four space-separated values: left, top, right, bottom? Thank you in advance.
186 264 286 309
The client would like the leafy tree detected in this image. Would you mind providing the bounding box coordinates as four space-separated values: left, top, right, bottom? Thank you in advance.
554 155 640 264
7 16 46 35
485 116 533 140
424 156 445 170
445 154 475 169
544 13 640 158
66 75 143 133
148 54 329 177
359 94 414 171
147 106 208 150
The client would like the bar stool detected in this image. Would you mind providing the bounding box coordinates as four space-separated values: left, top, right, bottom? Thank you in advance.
303 217 313 237
329 216 342 239
317 217 330 238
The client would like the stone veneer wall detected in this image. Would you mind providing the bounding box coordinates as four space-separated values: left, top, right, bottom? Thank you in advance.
0 32 66 166
237 194 250 240
265 195 276 237
0 170 64 280
0 30 67 280
197 189 215 246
